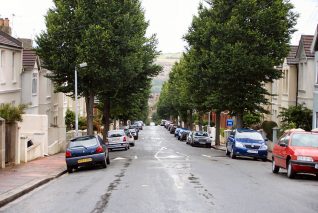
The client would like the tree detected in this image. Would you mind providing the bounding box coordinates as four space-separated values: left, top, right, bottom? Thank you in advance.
183 0 298 144
65 109 75 130
279 105 312 131
0 104 27 124
37 0 160 137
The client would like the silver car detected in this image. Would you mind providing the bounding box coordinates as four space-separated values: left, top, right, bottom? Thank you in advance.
188 131 212 148
107 130 130 151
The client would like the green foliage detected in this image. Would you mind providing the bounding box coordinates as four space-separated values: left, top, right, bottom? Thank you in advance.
65 109 75 130
79 116 86 130
0 104 27 124
261 121 278 141
184 0 298 127
243 112 261 128
278 105 312 131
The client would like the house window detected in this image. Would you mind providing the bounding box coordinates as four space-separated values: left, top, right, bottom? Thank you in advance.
32 73 38 94
12 52 16 82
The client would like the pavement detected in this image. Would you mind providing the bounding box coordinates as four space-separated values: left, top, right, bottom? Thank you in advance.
0 153 66 207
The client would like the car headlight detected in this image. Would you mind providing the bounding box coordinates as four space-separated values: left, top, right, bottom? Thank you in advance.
297 156 313 162
235 142 244 148
259 144 268 150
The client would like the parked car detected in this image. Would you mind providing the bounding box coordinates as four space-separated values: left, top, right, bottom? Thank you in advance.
160 120 167 126
174 128 182 137
225 129 267 161
179 129 191 141
170 125 178 134
272 130 318 178
124 129 135 146
65 135 110 173
129 124 139 133
107 130 130 151
188 131 212 147
133 122 143 130
129 128 138 140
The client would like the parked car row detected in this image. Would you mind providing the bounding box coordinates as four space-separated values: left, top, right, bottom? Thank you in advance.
226 128 318 179
162 120 212 148
162 119 318 179
65 123 142 173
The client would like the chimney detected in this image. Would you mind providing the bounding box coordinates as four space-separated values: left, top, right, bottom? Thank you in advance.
18 38 33 49
0 18 12 35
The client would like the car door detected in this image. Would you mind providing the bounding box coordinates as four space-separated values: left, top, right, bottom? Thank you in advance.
275 133 288 167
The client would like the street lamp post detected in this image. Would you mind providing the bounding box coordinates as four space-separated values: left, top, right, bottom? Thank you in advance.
75 62 87 137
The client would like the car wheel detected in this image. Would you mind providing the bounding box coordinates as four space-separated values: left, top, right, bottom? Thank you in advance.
206 143 211 148
102 156 107 168
225 145 230 156
230 147 236 159
67 166 73 173
106 155 110 165
272 159 280 173
287 161 295 179
261 158 267 162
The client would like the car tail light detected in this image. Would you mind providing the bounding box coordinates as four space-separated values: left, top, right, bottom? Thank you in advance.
123 136 127 142
96 146 103 153
65 150 72 158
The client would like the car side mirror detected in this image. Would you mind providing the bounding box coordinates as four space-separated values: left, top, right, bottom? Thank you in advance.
265 138 269 142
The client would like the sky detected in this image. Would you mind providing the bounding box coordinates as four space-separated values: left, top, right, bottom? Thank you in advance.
0 0 317 53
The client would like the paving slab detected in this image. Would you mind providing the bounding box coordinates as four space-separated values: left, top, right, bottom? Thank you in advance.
0 153 66 207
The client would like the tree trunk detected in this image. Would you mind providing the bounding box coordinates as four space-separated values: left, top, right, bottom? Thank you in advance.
102 97 111 142
236 111 243 128
215 111 221 146
85 90 94 135
199 112 203 131
188 110 193 131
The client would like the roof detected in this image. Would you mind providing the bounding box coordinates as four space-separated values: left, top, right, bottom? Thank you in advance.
23 49 37 71
0 30 22 49
311 24 318 52
286 45 298 65
297 35 314 58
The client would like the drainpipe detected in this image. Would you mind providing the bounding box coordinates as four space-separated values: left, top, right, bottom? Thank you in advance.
296 64 299 106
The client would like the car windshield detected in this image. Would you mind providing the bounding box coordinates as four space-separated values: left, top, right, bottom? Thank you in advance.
291 133 318 147
69 137 97 148
108 131 124 138
236 132 263 140
194 132 208 137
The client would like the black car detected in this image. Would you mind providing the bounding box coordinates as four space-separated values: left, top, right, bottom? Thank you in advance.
65 135 110 173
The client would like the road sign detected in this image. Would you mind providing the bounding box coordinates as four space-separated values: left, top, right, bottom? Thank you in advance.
226 119 234 127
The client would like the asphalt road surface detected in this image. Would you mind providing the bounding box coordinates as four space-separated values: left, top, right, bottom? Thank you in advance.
1 126 318 213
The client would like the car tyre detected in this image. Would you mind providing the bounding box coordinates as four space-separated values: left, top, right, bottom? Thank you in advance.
287 161 295 179
230 147 236 159
272 159 280 173
67 166 73 173
106 155 110 165
102 156 107 168
225 145 230 156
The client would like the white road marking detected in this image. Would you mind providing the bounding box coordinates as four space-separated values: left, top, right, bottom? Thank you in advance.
202 154 211 158
113 157 127 160
134 155 138 159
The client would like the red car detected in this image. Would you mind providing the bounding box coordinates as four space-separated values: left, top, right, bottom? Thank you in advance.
272 130 318 178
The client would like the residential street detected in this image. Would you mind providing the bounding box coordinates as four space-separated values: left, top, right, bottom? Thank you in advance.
1 126 318 213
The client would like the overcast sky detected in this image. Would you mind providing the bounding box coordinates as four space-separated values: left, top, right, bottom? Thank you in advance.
0 0 317 53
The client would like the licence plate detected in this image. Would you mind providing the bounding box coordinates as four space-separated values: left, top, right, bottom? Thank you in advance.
200 142 206 144
247 150 258 154
315 164 318 169
78 158 92 164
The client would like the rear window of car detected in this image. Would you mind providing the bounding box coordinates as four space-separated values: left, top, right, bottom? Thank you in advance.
69 137 97 148
108 131 124 138
291 133 318 147
194 132 208 137
236 132 263 140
